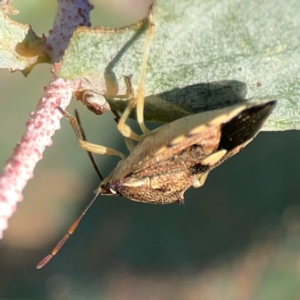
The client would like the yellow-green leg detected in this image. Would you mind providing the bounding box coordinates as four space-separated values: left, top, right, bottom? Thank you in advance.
58 108 126 159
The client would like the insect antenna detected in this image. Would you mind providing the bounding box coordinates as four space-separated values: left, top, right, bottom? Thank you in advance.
36 110 106 269
74 109 103 181
36 189 101 269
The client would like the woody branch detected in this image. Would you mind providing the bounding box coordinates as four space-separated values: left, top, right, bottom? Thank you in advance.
0 0 92 238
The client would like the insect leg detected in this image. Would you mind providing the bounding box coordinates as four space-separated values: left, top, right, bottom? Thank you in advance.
112 109 137 152
136 6 155 135
116 75 143 142
58 107 125 159
74 110 103 180
117 6 155 137
193 172 210 188
192 150 227 188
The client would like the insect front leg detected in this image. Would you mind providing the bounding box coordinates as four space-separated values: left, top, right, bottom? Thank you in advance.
58 108 125 159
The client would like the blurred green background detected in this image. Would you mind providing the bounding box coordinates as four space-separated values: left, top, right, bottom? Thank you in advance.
1 1 300 299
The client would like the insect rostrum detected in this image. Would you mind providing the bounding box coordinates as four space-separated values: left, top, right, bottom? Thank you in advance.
99 100 276 204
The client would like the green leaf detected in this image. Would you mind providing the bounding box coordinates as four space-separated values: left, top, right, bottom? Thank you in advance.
0 9 50 75
0 0 18 15
57 0 300 131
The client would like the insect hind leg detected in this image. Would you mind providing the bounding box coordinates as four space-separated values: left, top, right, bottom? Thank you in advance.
116 75 143 142
58 107 125 159
136 6 155 135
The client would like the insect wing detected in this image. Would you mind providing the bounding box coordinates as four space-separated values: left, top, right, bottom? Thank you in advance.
214 100 277 166
115 101 276 177
100 100 276 204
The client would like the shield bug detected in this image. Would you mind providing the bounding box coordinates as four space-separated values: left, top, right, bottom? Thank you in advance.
99 100 277 204
36 99 276 269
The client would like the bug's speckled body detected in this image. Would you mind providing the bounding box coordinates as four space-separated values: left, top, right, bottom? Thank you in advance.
99 100 276 204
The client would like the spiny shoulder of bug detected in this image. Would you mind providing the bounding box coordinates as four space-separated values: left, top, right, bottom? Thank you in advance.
97 100 277 202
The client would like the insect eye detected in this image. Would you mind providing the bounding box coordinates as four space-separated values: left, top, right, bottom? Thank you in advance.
82 91 110 115
100 182 117 195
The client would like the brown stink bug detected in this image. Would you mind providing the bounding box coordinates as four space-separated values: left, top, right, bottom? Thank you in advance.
99 100 277 203
36 3 277 269
36 99 276 269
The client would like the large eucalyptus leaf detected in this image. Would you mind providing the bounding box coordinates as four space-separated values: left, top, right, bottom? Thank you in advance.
57 0 300 131
0 9 50 75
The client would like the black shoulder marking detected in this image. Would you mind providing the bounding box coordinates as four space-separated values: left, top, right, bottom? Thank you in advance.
190 163 210 175
218 101 276 151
